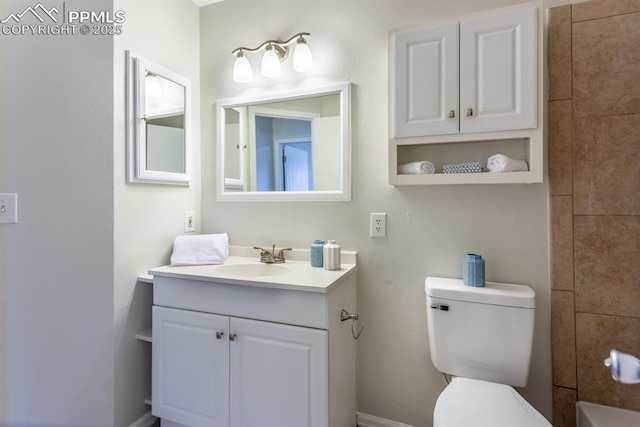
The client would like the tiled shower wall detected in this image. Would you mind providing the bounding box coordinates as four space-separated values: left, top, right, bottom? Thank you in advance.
548 0 640 425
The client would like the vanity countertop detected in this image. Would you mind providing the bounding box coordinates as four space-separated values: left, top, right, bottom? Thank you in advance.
149 254 356 294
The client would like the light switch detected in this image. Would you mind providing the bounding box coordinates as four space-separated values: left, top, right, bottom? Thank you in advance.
0 193 18 224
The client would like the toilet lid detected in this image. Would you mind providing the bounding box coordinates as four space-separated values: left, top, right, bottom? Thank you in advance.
434 377 551 427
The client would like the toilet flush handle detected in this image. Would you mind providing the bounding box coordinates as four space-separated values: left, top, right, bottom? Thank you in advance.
430 303 449 311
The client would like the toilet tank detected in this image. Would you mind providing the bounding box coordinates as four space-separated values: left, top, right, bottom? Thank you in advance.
425 277 536 388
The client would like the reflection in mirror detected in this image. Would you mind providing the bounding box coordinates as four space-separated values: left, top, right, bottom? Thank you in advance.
126 51 191 185
145 73 185 174
217 83 350 201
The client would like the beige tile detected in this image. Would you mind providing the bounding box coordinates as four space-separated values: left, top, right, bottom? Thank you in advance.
576 313 640 411
573 114 640 215
553 386 577 427
573 0 640 22
549 101 573 196
550 196 574 291
574 216 640 318
552 290 577 388
548 6 572 101
572 12 640 118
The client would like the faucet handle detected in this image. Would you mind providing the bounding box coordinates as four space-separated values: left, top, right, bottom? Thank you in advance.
276 247 292 261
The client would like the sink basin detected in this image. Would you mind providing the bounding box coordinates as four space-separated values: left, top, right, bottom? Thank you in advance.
215 263 292 277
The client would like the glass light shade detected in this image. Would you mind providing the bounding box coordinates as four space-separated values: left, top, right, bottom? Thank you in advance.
233 54 253 83
145 75 162 98
261 46 281 78
293 40 314 72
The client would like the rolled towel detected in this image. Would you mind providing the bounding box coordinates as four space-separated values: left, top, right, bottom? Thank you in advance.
170 233 229 266
442 162 483 174
487 154 529 172
398 160 435 175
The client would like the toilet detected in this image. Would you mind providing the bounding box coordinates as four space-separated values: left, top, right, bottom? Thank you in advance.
425 276 551 427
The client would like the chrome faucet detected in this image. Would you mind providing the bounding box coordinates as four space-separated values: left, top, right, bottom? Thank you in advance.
253 245 292 264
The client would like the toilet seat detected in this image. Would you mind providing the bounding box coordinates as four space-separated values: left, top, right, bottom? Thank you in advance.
433 377 551 427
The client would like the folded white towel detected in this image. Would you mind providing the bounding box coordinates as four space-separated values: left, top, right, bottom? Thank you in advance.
487 154 529 172
398 161 435 175
170 233 229 266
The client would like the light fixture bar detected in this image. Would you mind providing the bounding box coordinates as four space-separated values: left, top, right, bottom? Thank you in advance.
231 32 311 57
231 32 313 83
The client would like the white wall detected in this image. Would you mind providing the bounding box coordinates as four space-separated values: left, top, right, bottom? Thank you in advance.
0 0 115 425
200 1 552 426
113 0 201 425
1 0 200 425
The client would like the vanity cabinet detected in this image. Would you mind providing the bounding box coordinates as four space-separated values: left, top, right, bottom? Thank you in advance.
150 258 357 427
390 3 543 185
153 306 327 427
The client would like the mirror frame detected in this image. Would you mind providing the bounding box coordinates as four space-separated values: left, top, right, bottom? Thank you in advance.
126 51 192 185
216 82 351 202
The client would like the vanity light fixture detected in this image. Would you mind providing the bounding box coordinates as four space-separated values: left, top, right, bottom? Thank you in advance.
232 32 313 83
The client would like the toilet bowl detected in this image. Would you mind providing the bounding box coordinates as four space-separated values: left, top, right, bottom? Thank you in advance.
425 277 551 427
434 377 550 426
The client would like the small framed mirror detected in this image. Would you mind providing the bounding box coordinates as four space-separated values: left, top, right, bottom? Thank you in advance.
216 83 351 201
126 52 191 185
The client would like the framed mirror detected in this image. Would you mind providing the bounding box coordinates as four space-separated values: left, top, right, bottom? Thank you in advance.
216 83 351 201
126 51 191 185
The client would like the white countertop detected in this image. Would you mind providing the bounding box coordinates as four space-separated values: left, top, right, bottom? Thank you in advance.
149 252 356 294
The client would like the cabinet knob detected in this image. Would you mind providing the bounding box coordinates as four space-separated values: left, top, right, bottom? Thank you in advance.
448 110 455 118
216 331 224 339
466 108 474 117
229 333 237 342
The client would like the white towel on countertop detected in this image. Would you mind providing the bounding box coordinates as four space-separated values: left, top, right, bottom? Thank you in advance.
170 233 229 266
487 154 529 172
398 161 435 175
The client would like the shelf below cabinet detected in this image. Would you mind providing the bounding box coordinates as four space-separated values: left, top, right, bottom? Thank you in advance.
135 328 153 343
390 133 542 185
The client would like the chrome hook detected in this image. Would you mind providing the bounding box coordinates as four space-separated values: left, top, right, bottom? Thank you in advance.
340 309 365 340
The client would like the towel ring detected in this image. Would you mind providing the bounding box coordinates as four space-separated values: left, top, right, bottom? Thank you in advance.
340 309 365 340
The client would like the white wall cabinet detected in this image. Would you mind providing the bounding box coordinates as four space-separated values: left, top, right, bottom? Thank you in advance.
150 261 357 427
393 22 459 137
390 2 543 185
394 6 536 137
459 7 537 134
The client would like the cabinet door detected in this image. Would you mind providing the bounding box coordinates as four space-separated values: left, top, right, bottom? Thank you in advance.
229 317 328 427
460 7 537 133
393 23 459 137
152 306 230 427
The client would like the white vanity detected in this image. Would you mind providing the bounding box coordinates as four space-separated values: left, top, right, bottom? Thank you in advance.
149 251 357 427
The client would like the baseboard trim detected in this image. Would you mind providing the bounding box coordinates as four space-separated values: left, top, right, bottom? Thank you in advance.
357 412 415 427
129 411 158 427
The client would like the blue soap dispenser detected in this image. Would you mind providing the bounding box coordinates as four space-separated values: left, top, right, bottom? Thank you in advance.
310 240 325 267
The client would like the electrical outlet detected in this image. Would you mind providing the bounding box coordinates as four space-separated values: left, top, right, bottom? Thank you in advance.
184 211 195 233
370 212 386 238
0 193 18 224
